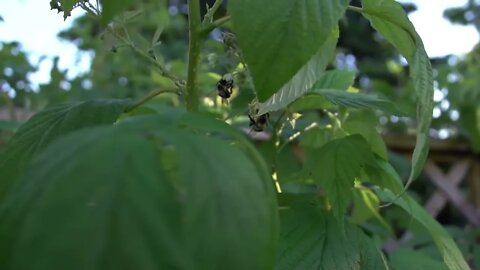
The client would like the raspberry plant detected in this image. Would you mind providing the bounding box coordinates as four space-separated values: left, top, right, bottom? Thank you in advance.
0 0 470 269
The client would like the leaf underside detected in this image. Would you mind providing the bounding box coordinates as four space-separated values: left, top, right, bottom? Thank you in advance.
229 0 349 102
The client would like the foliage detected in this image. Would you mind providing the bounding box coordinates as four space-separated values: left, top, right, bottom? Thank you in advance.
0 0 471 269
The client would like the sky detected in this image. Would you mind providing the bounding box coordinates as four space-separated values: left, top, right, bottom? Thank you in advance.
0 0 479 87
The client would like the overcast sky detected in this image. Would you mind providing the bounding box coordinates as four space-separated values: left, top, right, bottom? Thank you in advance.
0 0 478 86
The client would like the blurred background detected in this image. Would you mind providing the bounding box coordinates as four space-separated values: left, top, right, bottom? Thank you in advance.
2 0 480 267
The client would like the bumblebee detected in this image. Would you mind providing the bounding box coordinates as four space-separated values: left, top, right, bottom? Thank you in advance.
216 74 234 99
248 112 269 132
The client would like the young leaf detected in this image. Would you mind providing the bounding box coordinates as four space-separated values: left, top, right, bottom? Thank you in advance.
257 31 338 115
0 99 129 200
314 89 408 116
229 0 349 102
276 204 388 269
375 188 470 270
0 122 278 269
58 0 78 19
351 188 392 233
303 135 374 221
360 0 434 188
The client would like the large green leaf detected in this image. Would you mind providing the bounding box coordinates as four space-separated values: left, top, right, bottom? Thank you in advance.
303 135 374 221
276 204 388 269
0 118 277 269
229 0 349 102
0 120 21 132
315 89 408 116
0 99 129 200
257 31 338 115
287 70 406 115
312 69 356 90
288 69 356 112
375 188 469 270
360 0 434 188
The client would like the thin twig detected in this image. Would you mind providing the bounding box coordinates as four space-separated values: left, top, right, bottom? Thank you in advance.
124 88 179 113
200 15 231 36
107 27 182 85
347 5 364 13
202 0 224 25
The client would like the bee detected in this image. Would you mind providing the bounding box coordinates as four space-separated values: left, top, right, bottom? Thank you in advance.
216 74 234 99
248 112 269 132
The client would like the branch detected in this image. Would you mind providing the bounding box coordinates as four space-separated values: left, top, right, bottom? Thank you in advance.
185 0 203 111
202 0 224 25
347 5 364 13
124 88 179 113
200 15 231 36
107 26 183 87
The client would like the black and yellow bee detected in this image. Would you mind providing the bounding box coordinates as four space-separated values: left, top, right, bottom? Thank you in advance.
248 112 269 132
216 74 234 99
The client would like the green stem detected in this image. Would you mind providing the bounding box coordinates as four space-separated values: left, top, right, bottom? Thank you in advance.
186 0 203 111
108 27 181 85
347 5 364 13
202 0 224 25
124 88 178 113
200 15 231 36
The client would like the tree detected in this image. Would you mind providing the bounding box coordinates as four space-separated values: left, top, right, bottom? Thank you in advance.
0 0 470 269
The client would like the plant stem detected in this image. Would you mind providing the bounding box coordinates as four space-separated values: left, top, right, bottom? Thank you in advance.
108 27 182 86
347 5 364 13
124 88 178 113
202 0 223 25
200 15 231 36
186 0 202 111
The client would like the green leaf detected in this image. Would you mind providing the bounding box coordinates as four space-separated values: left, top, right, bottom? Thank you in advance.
459 106 480 152
364 156 404 194
0 120 278 269
58 0 78 19
101 0 136 25
299 126 332 149
175 112 277 205
389 249 448 270
303 135 374 221
375 188 470 270
0 120 21 132
289 95 333 112
288 70 405 115
315 89 408 116
312 69 356 90
343 110 388 159
360 0 434 187
229 0 348 102
257 31 338 114
276 204 388 269
0 99 129 200
351 188 392 232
